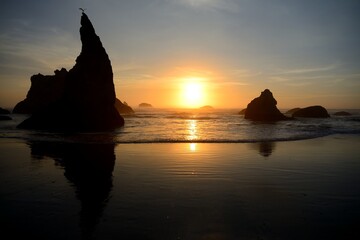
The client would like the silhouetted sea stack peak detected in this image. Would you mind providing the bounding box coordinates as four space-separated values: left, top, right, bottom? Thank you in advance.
17 12 124 131
244 89 290 121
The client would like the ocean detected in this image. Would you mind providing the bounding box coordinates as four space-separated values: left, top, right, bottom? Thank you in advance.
1 108 360 143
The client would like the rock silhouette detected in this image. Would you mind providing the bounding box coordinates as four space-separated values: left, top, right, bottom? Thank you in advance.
13 69 67 114
285 108 301 115
0 116 12 121
292 106 330 118
0 107 10 114
17 13 124 131
244 89 289 121
238 108 246 115
115 99 134 114
139 103 153 108
13 71 131 115
334 111 351 116
0 107 12 120
199 105 214 110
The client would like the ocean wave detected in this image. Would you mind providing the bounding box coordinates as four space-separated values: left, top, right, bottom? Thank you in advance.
1 112 359 144
165 115 217 120
0 131 338 144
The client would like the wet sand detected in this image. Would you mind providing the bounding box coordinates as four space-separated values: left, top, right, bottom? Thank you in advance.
0 135 359 239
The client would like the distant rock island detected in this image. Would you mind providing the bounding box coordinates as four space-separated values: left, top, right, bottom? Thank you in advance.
16 13 125 131
292 106 330 118
199 105 214 110
244 89 290 121
333 111 351 116
139 103 153 108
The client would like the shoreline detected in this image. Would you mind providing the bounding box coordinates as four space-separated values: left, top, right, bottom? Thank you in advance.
1 131 358 145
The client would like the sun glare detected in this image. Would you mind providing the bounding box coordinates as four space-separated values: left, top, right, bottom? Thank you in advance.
182 77 206 108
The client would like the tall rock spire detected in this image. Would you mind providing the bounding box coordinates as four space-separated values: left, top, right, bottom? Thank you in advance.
18 13 124 131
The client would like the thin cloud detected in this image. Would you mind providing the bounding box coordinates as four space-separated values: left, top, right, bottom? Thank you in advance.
285 81 314 87
0 22 78 75
215 81 249 86
269 76 289 82
230 68 262 78
172 0 239 12
278 64 340 75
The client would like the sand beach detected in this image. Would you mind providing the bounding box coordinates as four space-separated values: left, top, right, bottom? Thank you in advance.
1 135 359 239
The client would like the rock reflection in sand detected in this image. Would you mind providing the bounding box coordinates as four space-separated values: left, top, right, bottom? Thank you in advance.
28 141 115 239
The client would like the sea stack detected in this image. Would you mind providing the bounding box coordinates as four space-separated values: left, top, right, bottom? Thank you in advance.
139 103 153 108
18 13 124 131
244 89 289 121
292 106 330 118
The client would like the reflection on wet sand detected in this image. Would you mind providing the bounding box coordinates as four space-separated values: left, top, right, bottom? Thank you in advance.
28 141 116 239
258 142 276 157
249 141 276 157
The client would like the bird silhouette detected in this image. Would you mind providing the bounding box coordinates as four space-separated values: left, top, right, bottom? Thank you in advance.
79 8 86 13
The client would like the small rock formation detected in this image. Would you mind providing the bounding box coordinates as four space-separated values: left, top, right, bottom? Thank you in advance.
115 99 134 114
139 103 152 108
244 89 289 121
292 106 330 118
0 107 11 120
17 13 124 131
199 105 214 111
0 107 10 114
334 111 351 116
0 116 12 121
285 108 301 115
238 108 246 115
13 69 67 114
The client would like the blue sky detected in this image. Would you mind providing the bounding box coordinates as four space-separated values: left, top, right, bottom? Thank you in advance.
1 0 359 108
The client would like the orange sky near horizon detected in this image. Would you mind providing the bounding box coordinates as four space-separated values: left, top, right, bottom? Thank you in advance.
113 65 358 110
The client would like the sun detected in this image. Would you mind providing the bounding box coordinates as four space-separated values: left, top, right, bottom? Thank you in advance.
182 78 206 108
185 82 202 102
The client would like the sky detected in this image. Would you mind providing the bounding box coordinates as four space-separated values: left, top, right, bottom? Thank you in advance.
0 0 360 109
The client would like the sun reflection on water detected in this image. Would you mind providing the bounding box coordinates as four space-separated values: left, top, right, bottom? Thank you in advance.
187 119 198 141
